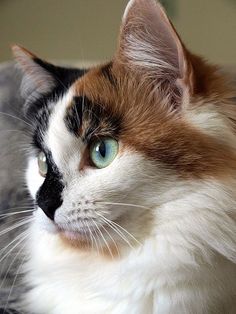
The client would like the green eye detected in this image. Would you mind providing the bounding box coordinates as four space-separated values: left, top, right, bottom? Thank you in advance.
90 138 119 169
38 151 48 177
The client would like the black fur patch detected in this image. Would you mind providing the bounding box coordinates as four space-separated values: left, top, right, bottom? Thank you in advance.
29 63 122 220
26 63 87 219
64 96 83 135
36 152 64 220
26 60 86 119
64 96 122 142
29 63 86 150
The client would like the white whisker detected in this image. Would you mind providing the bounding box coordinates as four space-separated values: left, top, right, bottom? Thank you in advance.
0 230 28 257
0 232 29 264
0 237 27 291
91 218 114 259
84 220 96 252
89 222 100 254
3 244 28 312
0 111 33 128
99 223 120 258
0 217 33 237
101 214 141 245
96 214 134 249
96 201 149 210
0 209 35 219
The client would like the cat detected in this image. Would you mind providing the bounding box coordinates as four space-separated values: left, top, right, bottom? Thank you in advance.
5 0 236 312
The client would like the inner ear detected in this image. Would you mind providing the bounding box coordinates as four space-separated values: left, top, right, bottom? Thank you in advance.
115 0 194 107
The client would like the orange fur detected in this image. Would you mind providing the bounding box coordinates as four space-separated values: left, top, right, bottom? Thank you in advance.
72 59 236 179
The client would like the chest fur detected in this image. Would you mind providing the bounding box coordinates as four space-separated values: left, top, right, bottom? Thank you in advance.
24 226 236 314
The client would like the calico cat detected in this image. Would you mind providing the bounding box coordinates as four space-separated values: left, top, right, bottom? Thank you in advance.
5 0 236 312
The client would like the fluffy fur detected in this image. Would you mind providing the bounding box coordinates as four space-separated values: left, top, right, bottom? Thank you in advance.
9 0 236 313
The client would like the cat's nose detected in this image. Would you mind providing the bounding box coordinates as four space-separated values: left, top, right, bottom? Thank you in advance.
37 196 63 220
36 173 64 220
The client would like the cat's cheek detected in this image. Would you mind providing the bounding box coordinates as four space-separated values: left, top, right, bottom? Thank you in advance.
26 157 45 199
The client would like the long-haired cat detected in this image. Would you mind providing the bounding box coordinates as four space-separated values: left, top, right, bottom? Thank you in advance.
7 0 236 312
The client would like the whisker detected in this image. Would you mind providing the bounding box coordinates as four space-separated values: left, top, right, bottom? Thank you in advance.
0 217 33 237
89 222 100 254
0 232 29 265
99 223 120 258
0 237 27 291
90 220 103 255
96 214 134 249
0 130 32 136
0 230 29 256
0 209 35 219
98 214 141 246
0 111 33 128
84 220 96 252
96 201 149 210
103 217 142 245
81 219 90 250
3 245 28 312
91 218 114 259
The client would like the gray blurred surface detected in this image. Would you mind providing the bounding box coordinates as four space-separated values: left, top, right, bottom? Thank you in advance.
0 62 31 310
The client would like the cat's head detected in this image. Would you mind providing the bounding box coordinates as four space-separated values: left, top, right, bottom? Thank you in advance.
13 0 236 256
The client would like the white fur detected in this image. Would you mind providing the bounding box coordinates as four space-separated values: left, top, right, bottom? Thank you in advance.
25 180 236 314
122 0 136 22
185 102 236 149
23 88 236 313
22 0 236 312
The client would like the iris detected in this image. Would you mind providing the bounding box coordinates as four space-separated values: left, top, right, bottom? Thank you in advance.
90 138 119 169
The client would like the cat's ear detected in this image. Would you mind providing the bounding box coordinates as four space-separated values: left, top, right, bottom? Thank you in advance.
116 0 193 106
12 45 56 100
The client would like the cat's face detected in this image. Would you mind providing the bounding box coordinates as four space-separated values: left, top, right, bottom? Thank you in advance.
14 0 236 255
25 67 173 252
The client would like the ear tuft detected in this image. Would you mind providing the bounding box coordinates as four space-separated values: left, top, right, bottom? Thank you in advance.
12 45 36 66
12 45 56 100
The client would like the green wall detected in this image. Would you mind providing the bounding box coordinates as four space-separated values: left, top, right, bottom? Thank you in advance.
0 0 235 65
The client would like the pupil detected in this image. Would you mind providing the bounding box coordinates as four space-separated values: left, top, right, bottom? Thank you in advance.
99 141 106 158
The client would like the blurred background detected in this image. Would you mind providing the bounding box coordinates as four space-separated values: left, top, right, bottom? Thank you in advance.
0 0 236 66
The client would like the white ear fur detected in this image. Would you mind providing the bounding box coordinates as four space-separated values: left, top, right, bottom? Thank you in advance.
12 45 55 99
119 0 189 99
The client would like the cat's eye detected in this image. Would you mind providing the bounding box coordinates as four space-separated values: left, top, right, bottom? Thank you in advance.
38 151 48 177
90 138 119 169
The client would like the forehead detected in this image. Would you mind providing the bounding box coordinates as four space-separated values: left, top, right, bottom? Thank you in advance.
39 62 236 179
43 65 121 167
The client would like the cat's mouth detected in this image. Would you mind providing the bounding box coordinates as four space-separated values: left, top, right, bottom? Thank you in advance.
58 225 98 240
55 220 108 241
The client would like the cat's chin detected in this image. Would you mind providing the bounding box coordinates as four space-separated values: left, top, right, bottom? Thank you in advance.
57 225 97 240
59 229 93 241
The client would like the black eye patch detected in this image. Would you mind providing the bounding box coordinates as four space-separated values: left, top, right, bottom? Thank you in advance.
64 96 84 135
64 96 122 142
